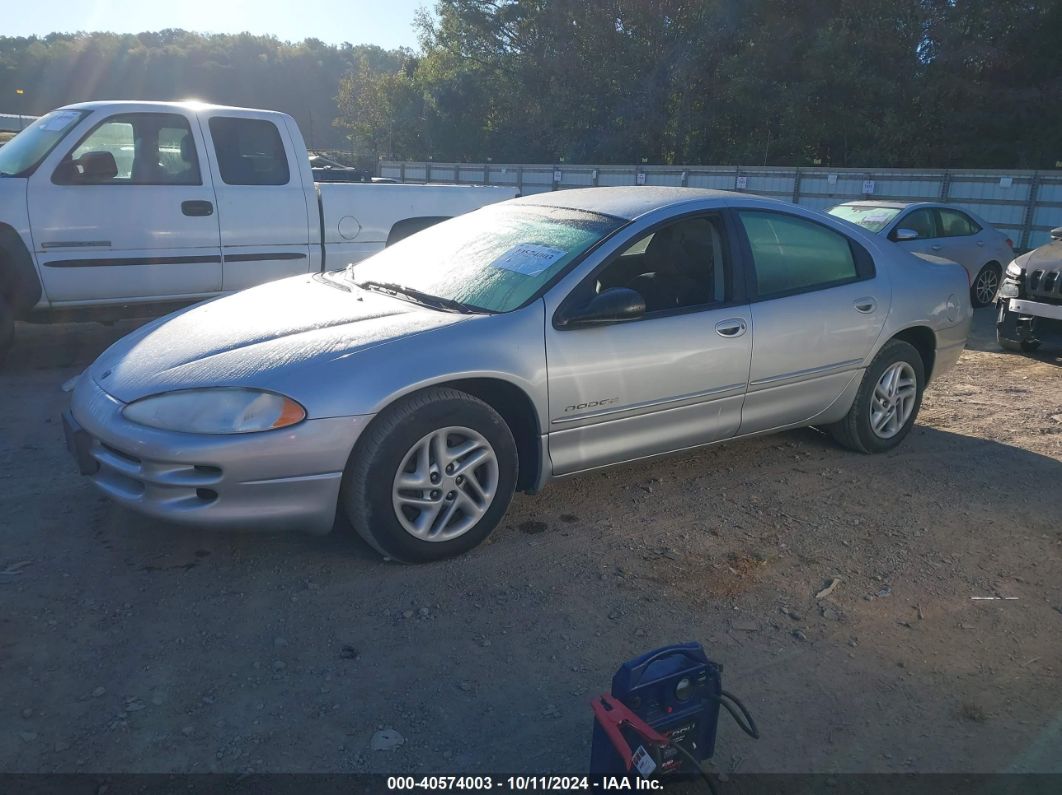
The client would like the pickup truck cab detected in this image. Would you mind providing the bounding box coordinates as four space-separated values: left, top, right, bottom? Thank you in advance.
0 101 516 361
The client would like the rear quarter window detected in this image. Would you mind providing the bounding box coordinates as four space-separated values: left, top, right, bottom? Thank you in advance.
208 117 290 186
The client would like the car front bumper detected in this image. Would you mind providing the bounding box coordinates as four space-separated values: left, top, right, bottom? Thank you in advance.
66 376 372 534
1008 297 1062 322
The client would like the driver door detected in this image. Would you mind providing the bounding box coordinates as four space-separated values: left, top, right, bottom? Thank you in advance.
544 213 753 475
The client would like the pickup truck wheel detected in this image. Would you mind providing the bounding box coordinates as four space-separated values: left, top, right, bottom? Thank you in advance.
341 387 518 563
970 263 1001 308
996 303 1041 353
827 340 925 454
0 296 14 367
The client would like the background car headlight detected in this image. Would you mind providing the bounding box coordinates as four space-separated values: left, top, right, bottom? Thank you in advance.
1006 261 1023 279
122 388 306 434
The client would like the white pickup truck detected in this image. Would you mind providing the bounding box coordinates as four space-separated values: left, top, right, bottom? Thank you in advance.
0 100 516 361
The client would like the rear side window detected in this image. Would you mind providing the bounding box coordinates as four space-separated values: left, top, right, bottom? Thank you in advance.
937 208 981 237
208 117 289 185
737 211 861 299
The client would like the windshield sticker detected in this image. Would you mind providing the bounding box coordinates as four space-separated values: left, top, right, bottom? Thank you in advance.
40 112 81 132
857 209 895 226
491 243 568 276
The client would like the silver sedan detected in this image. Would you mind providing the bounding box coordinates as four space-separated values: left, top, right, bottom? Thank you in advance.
65 188 972 562
827 201 1014 308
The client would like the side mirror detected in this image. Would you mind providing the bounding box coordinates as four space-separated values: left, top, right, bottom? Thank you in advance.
558 287 646 329
893 228 920 241
1050 227 1062 241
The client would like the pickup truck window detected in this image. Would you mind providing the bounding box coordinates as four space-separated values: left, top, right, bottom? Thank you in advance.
208 117 290 186
53 112 201 186
0 109 88 177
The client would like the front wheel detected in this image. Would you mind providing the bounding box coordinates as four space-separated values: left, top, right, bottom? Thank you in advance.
971 263 1002 308
341 387 518 563
828 340 925 454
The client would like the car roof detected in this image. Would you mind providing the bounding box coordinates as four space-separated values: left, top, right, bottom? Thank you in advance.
509 186 784 221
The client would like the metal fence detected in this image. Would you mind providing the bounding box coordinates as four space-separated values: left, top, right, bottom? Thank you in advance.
379 161 1062 250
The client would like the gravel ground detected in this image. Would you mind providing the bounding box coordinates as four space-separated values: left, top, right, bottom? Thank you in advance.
1 308 1060 775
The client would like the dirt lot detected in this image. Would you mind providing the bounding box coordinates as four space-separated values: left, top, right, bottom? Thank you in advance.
1 309 1060 775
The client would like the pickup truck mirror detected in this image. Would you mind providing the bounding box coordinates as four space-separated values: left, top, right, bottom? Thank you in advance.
893 228 920 241
558 287 646 329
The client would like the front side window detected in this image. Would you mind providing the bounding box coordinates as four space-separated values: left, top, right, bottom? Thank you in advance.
0 109 88 177
591 216 729 313
937 209 981 237
738 211 860 299
54 113 201 185
351 205 624 313
209 117 289 185
893 208 938 240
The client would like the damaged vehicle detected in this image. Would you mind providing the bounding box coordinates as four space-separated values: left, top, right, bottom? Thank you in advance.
996 227 1062 353
63 187 971 563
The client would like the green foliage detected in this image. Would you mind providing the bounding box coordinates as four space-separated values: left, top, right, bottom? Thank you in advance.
0 30 406 149
3 2 1062 168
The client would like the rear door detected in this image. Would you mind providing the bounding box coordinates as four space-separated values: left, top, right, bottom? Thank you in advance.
734 209 887 434
28 110 222 302
197 111 315 292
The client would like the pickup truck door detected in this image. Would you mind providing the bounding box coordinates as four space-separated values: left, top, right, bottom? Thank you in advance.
27 110 222 302
196 110 315 291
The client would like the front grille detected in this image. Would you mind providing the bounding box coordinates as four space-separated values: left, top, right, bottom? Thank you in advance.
1027 268 1062 302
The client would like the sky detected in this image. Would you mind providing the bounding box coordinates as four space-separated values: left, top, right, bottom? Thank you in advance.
5 0 428 50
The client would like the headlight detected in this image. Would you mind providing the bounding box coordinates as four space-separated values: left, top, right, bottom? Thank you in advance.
122 388 306 434
1006 261 1023 279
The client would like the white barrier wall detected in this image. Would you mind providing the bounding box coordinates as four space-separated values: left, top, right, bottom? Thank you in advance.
379 161 1062 250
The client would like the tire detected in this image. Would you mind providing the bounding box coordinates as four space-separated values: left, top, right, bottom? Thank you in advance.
996 303 1041 353
970 263 1001 308
828 339 925 454
341 387 518 563
0 296 14 368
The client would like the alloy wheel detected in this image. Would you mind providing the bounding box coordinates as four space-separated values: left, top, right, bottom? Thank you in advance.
391 426 499 541
869 361 918 439
975 266 1000 306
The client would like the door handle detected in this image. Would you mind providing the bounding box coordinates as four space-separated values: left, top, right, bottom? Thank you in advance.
715 319 747 338
930 244 942 251
854 297 878 314
181 200 214 217
976 240 985 247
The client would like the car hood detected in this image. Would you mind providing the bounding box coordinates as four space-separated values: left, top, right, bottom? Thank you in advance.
1017 238 1062 270
88 274 470 404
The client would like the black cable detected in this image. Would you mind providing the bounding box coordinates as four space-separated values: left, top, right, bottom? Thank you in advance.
718 689 759 740
669 741 719 795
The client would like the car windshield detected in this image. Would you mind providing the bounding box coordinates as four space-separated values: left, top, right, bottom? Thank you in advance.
349 204 624 313
827 204 902 234
0 109 88 177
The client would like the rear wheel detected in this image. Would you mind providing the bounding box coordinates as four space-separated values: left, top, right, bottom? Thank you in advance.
0 296 14 367
341 387 518 563
971 263 1001 308
828 340 925 454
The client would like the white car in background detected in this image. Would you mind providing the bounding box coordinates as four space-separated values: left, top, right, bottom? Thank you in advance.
828 201 1013 308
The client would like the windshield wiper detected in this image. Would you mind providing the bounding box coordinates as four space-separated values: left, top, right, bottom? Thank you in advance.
354 280 481 314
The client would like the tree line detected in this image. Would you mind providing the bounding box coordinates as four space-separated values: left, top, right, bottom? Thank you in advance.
3 1 1061 169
